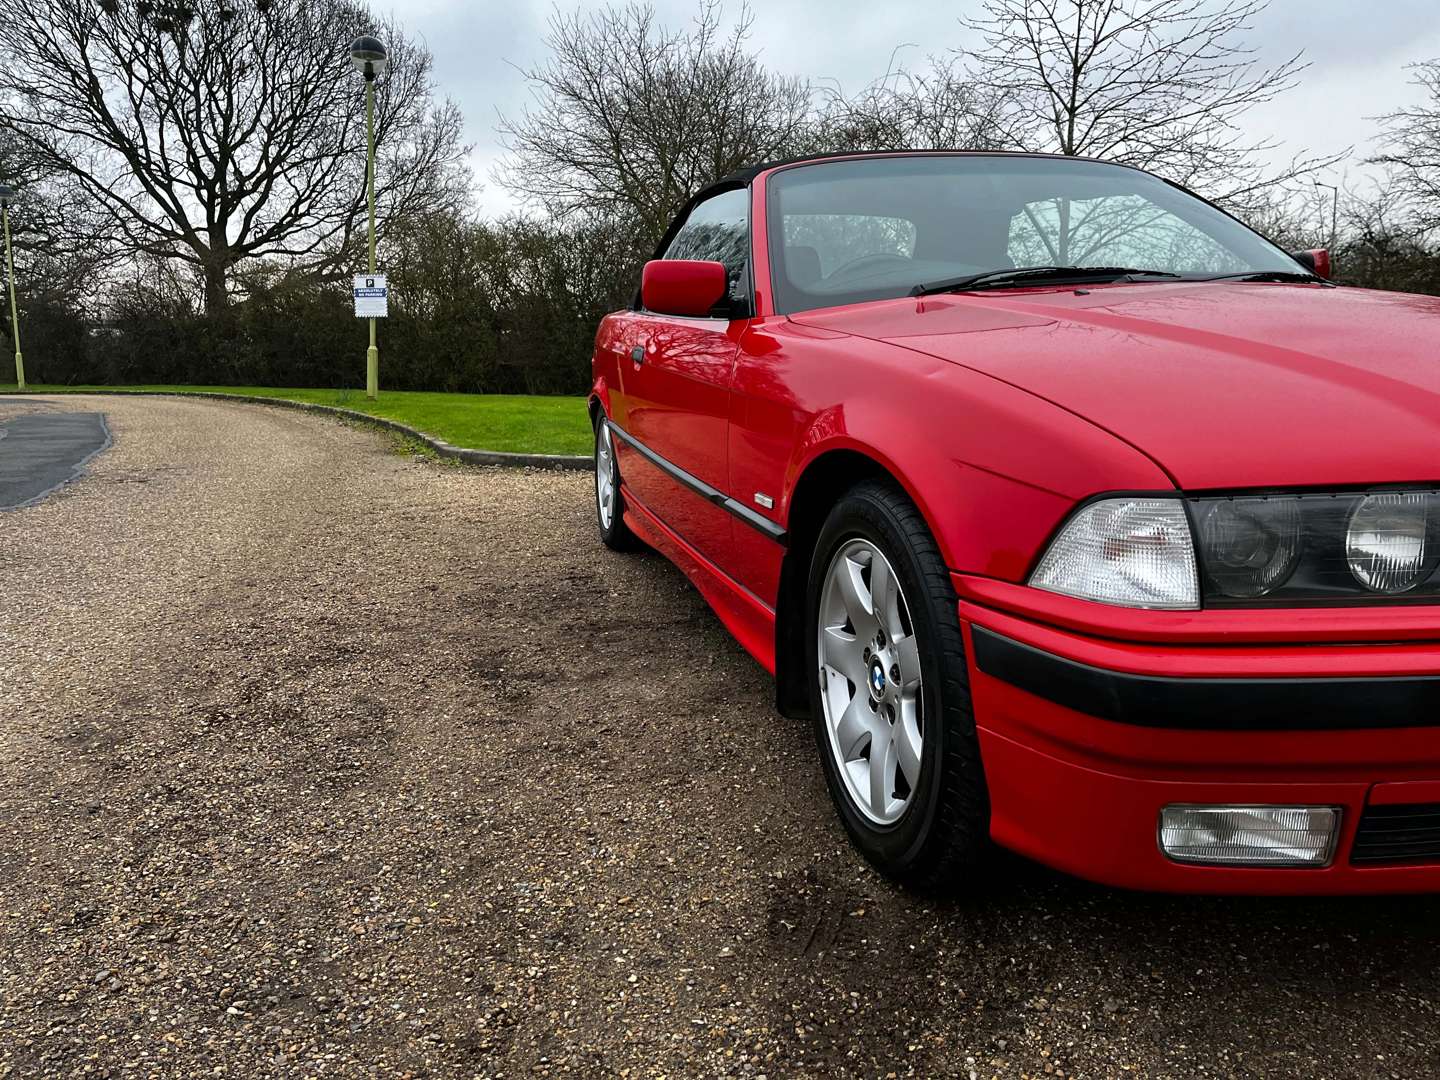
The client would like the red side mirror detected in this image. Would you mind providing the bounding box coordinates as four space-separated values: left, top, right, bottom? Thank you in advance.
1292 248 1333 280
642 260 728 317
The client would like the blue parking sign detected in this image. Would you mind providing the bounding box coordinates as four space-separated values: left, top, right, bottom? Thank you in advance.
354 274 388 318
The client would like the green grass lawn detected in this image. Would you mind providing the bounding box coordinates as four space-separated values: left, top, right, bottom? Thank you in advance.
0 384 592 456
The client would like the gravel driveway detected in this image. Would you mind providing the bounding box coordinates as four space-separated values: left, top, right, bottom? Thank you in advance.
2 394 1438 1080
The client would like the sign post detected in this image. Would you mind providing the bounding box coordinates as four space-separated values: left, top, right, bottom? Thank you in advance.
350 35 389 399
364 74 379 398
0 186 22 391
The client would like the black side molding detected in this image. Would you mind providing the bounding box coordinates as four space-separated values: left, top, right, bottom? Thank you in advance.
605 419 787 546
971 626 1440 731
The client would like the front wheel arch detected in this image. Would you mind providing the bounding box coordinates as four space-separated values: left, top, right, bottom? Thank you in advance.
775 450 938 720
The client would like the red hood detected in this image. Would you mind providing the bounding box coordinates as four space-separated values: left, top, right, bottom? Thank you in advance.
792 283 1440 491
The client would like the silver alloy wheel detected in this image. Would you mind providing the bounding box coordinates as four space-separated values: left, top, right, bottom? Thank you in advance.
817 538 924 825
596 422 616 530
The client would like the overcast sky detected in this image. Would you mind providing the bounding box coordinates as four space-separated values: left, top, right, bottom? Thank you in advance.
382 0 1440 219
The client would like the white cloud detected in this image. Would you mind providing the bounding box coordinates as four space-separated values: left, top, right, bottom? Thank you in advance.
392 0 1440 216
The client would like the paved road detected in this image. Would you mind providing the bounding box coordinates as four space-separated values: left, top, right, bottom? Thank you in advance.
0 406 110 509
1 394 1437 1079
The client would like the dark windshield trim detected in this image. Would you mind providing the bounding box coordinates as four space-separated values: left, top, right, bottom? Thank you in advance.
736 149 1159 187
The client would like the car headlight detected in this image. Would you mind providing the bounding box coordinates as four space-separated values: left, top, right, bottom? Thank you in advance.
1030 498 1199 609
1192 490 1440 605
1034 490 1440 609
1347 492 1436 594
1197 497 1302 598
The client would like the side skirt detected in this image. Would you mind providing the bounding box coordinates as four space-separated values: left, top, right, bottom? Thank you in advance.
621 485 778 675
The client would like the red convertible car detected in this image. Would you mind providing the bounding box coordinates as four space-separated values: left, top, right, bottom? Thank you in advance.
589 150 1440 894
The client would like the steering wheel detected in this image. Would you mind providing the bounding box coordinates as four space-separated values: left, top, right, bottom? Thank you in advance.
825 252 913 282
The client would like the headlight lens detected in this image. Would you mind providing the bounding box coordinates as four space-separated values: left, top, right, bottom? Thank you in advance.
1035 490 1440 609
1197 498 1302 598
1347 493 1435 594
1190 490 1440 605
1030 498 1198 609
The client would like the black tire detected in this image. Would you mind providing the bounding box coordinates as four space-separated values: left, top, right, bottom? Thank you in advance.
805 480 989 887
594 414 644 553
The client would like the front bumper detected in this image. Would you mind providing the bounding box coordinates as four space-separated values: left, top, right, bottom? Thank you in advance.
957 575 1440 894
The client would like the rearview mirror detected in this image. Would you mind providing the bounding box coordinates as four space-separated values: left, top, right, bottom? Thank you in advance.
642 260 728 317
1290 248 1333 280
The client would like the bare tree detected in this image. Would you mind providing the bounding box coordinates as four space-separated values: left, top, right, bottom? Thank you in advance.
1372 59 1440 237
0 0 467 313
818 56 1010 152
0 134 112 350
1238 181 1341 250
497 1 813 247
1339 181 1440 295
962 0 1335 211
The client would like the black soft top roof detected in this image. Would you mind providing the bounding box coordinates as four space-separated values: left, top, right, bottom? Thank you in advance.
713 148 1134 187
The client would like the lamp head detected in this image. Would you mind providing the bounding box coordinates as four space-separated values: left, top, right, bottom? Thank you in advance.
349 35 388 82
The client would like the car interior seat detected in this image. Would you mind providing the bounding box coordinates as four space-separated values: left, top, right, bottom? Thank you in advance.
785 245 823 287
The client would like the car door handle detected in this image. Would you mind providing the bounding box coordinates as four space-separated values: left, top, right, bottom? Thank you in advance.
630 346 645 365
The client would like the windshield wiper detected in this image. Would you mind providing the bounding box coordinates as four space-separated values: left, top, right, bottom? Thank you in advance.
1190 270 1332 285
910 265 1182 297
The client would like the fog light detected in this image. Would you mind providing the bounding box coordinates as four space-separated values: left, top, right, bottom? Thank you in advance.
1158 805 1339 867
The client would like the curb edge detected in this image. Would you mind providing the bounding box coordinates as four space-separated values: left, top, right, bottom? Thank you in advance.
7 389 592 471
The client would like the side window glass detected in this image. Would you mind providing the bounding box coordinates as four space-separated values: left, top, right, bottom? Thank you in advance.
664 187 750 298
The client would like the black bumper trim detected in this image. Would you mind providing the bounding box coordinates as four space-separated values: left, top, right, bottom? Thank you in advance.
971 626 1440 731
1352 803 1440 864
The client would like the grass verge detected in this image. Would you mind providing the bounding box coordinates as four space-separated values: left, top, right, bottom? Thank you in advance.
0 384 592 456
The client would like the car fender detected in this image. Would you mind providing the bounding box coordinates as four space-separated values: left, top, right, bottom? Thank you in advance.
773 345 1174 583
588 379 611 423
590 310 631 423
780 413 946 553
766 345 1174 721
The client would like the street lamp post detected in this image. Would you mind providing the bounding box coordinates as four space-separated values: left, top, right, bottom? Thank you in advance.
350 35 388 400
0 184 22 392
1314 181 1340 253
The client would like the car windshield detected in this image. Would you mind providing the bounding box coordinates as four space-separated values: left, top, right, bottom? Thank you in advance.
766 154 1308 314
